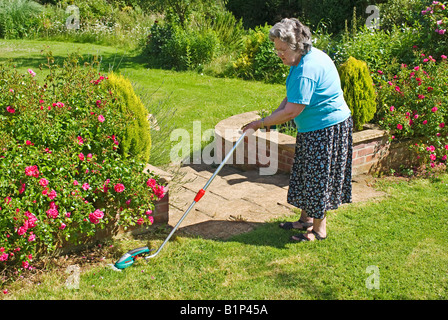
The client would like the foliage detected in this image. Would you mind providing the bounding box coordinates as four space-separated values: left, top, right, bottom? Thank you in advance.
0 53 166 271
418 0 448 58
144 21 219 71
225 0 387 34
339 56 376 131
0 0 43 39
143 0 225 27
378 0 427 31
332 24 420 77
375 51 448 168
0 0 155 50
105 72 151 163
228 24 289 84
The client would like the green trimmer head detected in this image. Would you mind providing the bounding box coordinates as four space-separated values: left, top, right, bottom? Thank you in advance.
108 246 154 271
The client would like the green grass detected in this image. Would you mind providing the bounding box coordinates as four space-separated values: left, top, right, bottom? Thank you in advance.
4 175 448 300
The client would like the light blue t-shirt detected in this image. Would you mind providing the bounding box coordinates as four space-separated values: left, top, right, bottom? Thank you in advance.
286 47 351 132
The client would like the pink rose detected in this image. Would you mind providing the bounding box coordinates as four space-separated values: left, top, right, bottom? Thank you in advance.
48 189 57 200
46 208 59 219
397 124 403 130
25 165 39 178
17 224 28 236
114 183 125 193
89 209 104 224
98 115 105 123
146 178 157 188
82 183 90 191
39 178 49 187
79 153 85 161
25 211 38 228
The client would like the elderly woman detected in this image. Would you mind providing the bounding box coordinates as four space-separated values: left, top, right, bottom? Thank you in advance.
243 18 353 242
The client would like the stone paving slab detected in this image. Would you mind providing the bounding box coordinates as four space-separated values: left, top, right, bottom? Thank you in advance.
165 163 386 239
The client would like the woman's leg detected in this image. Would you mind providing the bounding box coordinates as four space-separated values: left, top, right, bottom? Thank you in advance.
291 213 326 241
279 209 313 230
295 210 313 230
309 215 326 239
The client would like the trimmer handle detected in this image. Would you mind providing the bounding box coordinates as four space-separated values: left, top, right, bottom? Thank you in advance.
114 246 152 269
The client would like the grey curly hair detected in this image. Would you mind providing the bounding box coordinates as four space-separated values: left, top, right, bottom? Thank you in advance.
269 18 312 56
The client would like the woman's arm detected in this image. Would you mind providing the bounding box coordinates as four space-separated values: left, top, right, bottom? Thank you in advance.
243 98 305 132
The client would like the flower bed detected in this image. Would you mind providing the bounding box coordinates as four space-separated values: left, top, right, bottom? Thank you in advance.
0 54 168 270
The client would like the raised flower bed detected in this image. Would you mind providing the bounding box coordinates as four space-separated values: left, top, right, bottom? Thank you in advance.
214 111 415 176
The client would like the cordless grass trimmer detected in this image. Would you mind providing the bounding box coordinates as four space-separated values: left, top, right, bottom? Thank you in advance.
108 131 247 271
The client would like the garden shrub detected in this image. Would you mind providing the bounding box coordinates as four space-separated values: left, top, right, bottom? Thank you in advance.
332 25 420 77
0 0 43 39
0 54 166 270
229 24 289 84
106 72 151 163
338 56 376 131
375 51 448 168
418 0 448 58
145 21 219 71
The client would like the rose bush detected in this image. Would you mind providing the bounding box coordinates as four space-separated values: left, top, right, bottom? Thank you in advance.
375 50 448 169
420 1 447 57
0 53 166 271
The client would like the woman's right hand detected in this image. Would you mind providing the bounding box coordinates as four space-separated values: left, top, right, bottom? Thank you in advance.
242 119 263 133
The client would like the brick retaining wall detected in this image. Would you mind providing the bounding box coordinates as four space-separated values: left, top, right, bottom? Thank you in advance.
215 111 413 176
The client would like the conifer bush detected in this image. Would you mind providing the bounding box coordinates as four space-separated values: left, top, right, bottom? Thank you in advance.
339 56 376 131
106 72 151 163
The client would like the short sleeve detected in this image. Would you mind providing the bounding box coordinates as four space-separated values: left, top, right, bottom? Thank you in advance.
286 76 316 105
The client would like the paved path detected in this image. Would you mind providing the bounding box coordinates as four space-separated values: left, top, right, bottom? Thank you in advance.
165 164 386 240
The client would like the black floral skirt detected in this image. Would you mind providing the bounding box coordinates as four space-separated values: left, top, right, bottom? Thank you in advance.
287 116 353 219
